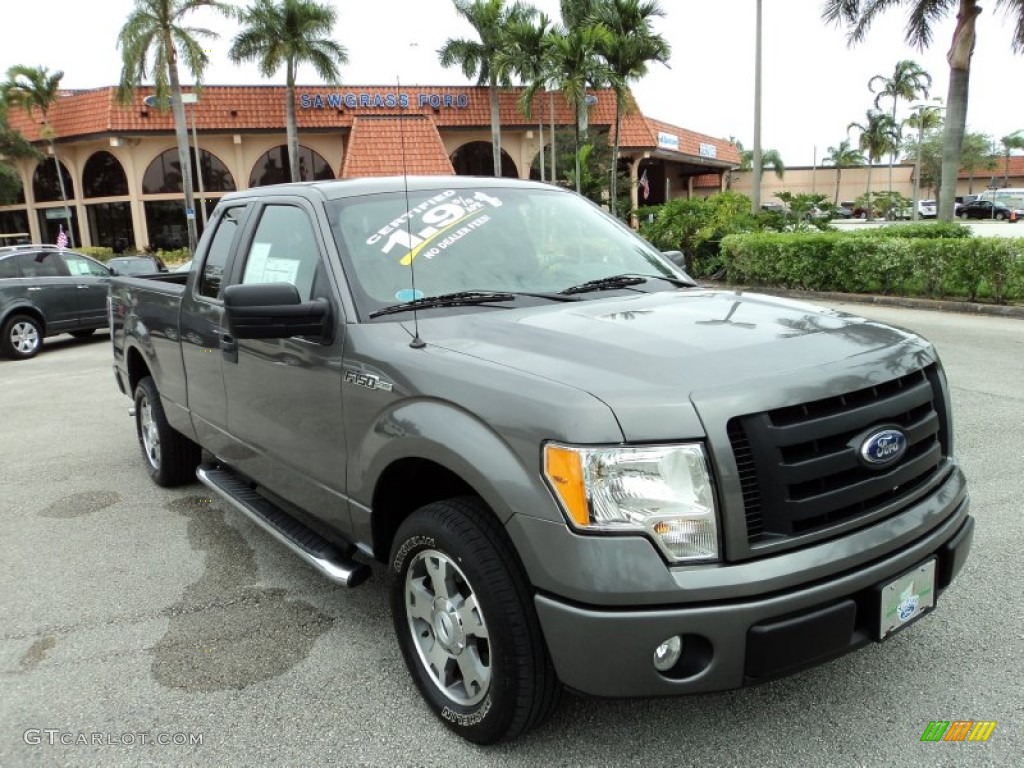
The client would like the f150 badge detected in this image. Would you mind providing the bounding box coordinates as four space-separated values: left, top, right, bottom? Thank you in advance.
344 370 394 392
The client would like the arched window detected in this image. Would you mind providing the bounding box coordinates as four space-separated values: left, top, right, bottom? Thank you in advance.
0 165 25 205
83 151 129 198
142 148 236 194
249 145 334 187
450 141 518 178
32 159 75 202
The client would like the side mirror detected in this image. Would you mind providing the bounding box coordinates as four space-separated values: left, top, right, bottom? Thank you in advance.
108 268 119 276
223 282 331 341
661 250 686 268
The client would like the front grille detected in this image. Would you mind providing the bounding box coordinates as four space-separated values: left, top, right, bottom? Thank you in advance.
728 365 949 546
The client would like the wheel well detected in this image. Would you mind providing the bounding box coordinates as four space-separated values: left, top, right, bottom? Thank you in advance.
126 346 151 394
371 458 478 562
2 307 45 335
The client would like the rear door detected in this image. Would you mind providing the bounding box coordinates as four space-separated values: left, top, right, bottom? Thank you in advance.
59 251 112 329
180 204 250 456
13 250 79 331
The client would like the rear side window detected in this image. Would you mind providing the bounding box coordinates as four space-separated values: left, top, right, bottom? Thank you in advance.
15 251 65 277
62 252 110 277
199 206 244 299
0 255 19 278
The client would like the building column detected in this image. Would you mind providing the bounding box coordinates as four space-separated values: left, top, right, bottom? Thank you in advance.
65 151 91 248
629 156 642 227
233 134 247 191
18 158 40 243
119 144 148 251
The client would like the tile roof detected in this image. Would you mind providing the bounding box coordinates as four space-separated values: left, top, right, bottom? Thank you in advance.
341 116 454 178
960 154 1024 180
4 85 625 139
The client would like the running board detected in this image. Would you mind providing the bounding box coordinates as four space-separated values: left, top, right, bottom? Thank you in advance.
197 464 371 587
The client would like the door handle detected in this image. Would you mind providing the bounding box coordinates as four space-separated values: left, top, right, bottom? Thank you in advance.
216 328 238 363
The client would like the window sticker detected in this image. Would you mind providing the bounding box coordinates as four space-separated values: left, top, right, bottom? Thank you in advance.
66 259 92 276
364 191 504 266
243 242 301 286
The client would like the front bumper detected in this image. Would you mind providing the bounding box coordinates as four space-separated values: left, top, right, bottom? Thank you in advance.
535 503 972 697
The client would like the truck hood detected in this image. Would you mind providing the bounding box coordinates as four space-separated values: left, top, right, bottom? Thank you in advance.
414 289 929 439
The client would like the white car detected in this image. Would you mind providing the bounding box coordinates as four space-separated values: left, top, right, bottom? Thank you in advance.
918 199 937 218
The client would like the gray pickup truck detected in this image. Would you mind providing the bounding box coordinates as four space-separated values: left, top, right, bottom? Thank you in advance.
110 177 973 744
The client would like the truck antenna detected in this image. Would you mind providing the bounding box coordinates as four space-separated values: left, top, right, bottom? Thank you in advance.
397 76 425 350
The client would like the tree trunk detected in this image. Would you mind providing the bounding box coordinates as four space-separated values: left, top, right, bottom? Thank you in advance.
538 117 545 182
166 31 198 253
574 98 582 194
610 91 623 216
286 61 301 183
865 163 874 220
489 79 502 177
834 168 841 205
938 0 980 221
549 91 556 183
47 137 75 248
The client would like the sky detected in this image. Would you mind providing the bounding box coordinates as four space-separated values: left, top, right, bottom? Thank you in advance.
2 0 1022 166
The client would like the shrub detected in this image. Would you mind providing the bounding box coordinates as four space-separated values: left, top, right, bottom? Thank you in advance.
77 246 114 261
720 231 1023 303
849 221 973 240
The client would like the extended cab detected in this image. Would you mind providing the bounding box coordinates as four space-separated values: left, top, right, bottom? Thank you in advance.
110 177 973 744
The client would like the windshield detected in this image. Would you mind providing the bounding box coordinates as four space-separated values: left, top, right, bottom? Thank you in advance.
327 186 685 318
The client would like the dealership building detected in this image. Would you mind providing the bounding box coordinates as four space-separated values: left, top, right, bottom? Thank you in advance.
1 84 740 250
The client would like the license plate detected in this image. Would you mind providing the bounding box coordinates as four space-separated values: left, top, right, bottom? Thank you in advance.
878 558 936 640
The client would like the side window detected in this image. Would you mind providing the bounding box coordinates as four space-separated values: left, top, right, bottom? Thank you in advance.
0 256 20 278
199 206 244 300
15 251 66 277
62 253 110 277
241 205 320 301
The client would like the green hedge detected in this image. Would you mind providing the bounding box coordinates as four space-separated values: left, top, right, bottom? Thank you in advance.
720 232 1024 304
846 221 974 240
77 246 114 261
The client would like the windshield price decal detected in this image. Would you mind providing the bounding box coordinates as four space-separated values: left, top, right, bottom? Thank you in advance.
365 191 503 266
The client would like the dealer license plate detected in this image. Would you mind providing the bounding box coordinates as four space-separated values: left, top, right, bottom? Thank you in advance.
878 558 936 640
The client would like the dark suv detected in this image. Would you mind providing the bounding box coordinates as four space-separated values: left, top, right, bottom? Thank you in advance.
0 245 112 360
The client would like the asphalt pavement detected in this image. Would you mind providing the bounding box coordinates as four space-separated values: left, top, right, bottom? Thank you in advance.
0 306 1021 767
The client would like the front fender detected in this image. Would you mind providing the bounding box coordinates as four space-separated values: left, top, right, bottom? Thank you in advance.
351 398 566 526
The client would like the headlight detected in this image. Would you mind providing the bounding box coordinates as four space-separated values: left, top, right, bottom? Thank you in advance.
543 442 719 563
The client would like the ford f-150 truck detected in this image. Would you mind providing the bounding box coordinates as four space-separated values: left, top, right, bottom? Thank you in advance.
110 177 973 744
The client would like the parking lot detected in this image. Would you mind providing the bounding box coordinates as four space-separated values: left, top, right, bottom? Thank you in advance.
1 303 1022 767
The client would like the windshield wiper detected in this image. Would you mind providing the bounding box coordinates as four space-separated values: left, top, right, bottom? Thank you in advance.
369 291 517 318
559 273 695 296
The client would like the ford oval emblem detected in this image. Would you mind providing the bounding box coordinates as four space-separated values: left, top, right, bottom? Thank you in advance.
860 428 908 468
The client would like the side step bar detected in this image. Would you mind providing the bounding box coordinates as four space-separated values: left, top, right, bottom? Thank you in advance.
197 464 371 588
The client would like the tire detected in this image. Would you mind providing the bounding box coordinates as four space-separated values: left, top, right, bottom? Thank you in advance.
959 212 969 220
70 329 95 339
1 314 43 360
389 498 559 744
133 376 200 487
995 212 1006 221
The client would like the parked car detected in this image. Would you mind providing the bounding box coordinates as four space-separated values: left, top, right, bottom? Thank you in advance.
108 255 168 276
956 199 1018 221
0 246 112 359
918 199 938 218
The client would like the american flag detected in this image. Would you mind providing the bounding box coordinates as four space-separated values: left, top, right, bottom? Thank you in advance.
639 169 650 201
56 224 68 251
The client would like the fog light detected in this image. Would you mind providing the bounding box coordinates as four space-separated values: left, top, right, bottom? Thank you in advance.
652 635 683 672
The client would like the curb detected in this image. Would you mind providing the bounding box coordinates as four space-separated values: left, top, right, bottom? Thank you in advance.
711 284 1024 320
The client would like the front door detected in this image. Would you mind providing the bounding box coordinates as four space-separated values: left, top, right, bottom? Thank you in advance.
220 201 350 534
13 251 79 331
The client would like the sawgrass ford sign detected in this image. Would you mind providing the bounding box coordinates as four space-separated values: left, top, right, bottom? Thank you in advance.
300 91 471 110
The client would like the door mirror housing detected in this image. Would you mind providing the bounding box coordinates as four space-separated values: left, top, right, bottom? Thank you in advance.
661 250 685 268
223 282 331 341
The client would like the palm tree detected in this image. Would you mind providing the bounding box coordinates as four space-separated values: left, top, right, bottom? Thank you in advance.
229 0 348 185
823 139 865 204
541 21 613 193
737 141 785 178
848 109 899 219
500 11 554 180
869 59 931 195
440 0 536 177
1 66 75 245
823 0 1024 221
117 0 231 252
592 0 671 216
0 99 39 161
1001 130 1024 186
